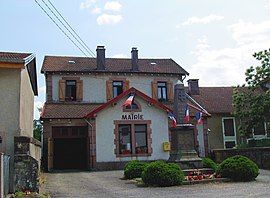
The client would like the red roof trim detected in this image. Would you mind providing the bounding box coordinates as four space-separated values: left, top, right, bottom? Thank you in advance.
84 87 172 118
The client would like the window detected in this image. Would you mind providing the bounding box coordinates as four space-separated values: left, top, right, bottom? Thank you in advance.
157 82 167 102
222 117 237 149
113 81 123 97
65 80 76 101
253 122 267 137
119 124 132 154
123 100 141 112
135 124 148 154
115 121 151 156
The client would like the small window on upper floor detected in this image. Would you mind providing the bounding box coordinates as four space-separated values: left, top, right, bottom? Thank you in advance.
65 80 76 101
113 81 123 97
157 82 167 102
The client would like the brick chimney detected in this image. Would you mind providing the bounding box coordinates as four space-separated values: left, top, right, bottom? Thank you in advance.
188 79 200 95
96 46 105 70
131 47 139 71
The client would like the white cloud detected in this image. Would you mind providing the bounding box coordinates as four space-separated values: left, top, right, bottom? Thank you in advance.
181 14 224 26
97 13 122 25
91 7 101 14
38 85 46 94
265 0 270 9
112 53 128 58
34 100 44 120
188 20 270 86
80 0 97 10
229 20 270 45
104 1 122 11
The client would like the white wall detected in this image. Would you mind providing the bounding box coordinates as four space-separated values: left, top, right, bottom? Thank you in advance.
52 74 179 103
95 97 170 162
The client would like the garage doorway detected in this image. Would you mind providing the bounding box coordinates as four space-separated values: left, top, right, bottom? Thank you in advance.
52 126 88 170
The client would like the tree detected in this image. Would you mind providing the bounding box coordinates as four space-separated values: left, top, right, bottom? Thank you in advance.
233 49 270 138
33 107 43 142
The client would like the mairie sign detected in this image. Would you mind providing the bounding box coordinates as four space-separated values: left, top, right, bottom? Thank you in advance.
121 113 143 120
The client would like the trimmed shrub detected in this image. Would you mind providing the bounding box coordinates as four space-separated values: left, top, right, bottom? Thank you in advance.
124 160 148 179
217 155 259 181
202 157 218 172
141 161 184 187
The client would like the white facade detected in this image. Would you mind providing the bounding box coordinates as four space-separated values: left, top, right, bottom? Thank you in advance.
52 74 179 103
95 96 170 162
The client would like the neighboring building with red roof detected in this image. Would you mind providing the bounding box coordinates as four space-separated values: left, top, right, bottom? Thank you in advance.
41 46 211 171
187 80 269 150
0 52 39 192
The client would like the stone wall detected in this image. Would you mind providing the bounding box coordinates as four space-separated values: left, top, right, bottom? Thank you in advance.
212 147 270 169
14 155 39 192
13 136 41 192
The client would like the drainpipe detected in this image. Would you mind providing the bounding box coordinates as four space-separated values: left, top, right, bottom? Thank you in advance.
84 118 94 169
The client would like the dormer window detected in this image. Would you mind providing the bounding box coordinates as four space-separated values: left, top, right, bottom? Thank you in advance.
65 80 76 101
123 100 141 112
113 81 123 97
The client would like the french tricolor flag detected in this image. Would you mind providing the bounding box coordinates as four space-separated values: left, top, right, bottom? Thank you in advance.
195 111 203 124
184 105 190 123
123 94 135 107
168 112 177 128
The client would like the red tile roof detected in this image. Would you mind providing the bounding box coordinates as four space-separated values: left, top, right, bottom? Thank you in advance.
189 87 234 114
41 56 188 75
41 103 100 119
0 52 32 63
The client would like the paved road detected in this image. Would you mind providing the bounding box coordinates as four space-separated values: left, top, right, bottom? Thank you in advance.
41 169 270 198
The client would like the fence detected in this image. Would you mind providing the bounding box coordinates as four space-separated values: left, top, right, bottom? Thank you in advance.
0 153 10 197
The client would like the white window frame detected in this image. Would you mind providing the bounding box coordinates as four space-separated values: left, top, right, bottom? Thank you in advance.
222 117 237 149
252 122 267 139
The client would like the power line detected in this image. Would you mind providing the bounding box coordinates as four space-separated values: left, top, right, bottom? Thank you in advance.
40 0 95 57
46 0 96 57
34 0 89 57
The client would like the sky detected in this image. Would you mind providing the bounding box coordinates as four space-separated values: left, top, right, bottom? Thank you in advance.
1 0 270 119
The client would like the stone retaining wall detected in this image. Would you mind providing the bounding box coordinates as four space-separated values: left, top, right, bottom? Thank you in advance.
13 136 41 192
212 147 270 169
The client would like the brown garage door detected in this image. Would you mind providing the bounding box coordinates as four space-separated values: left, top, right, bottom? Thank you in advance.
52 126 88 170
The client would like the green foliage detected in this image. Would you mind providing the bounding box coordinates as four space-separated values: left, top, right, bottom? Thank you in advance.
217 155 259 181
202 158 218 172
33 119 43 142
124 160 148 179
13 191 25 198
233 49 270 138
141 161 184 187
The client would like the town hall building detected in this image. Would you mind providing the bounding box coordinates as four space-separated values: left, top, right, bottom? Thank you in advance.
41 46 209 171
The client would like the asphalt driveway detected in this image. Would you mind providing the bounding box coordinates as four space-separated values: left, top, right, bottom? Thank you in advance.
41 169 270 198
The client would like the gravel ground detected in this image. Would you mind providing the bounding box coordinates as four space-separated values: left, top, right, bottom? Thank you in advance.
41 169 270 198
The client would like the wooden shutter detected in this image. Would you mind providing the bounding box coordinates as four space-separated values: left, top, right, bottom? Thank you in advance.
106 80 113 101
76 79 83 102
151 81 157 100
59 79 66 102
48 138 54 171
124 80 130 91
167 82 173 102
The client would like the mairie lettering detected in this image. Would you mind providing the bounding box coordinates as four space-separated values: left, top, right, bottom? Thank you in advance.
121 114 143 120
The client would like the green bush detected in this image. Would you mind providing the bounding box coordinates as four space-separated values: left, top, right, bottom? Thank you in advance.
141 161 184 187
124 160 148 179
202 158 218 172
217 155 259 181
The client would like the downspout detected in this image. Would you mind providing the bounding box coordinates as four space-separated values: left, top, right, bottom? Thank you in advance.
84 118 94 169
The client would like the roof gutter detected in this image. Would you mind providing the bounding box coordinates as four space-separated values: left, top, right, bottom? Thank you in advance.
0 53 35 65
